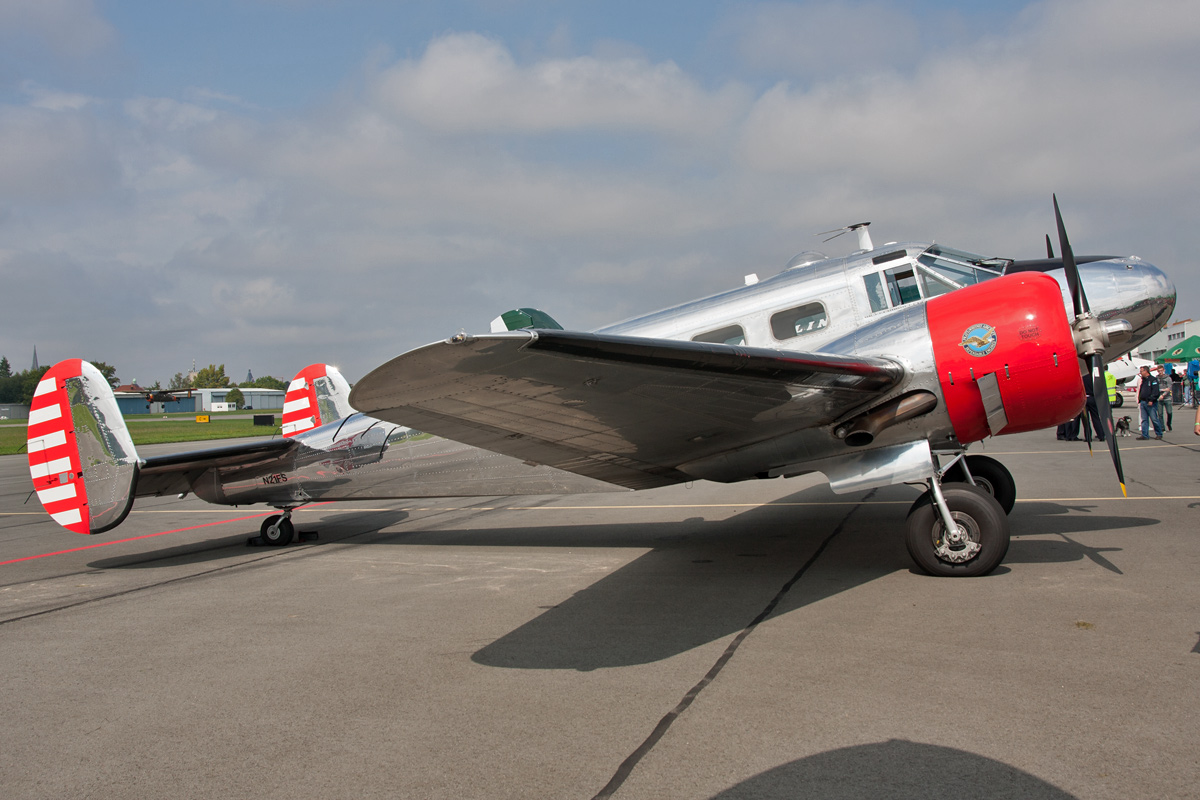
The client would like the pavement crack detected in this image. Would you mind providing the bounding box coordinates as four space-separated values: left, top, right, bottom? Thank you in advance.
590 490 875 800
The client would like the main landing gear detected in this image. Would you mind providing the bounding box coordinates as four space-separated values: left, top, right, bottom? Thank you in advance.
905 453 1015 577
251 508 318 547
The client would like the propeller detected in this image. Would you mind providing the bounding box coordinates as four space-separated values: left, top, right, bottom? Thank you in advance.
1053 195 1126 497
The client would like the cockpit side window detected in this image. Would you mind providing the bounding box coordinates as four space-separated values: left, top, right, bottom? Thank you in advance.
885 265 922 306
771 302 828 340
692 324 745 346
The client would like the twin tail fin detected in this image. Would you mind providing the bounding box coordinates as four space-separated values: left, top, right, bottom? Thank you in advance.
27 360 138 534
281 364 355 437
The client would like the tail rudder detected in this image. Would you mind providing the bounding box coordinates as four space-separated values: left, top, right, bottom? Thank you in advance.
28 360 138 534
282 364 355 437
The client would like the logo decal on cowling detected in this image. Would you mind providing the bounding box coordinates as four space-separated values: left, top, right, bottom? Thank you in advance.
960 323 997 357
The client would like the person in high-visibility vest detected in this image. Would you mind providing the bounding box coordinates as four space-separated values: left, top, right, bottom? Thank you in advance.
1105 366 1118 405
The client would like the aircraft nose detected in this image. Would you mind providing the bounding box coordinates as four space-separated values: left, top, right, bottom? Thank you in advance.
1081 258 1176 352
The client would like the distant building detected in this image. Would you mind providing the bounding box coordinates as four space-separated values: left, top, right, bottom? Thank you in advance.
1135 316 1196 362
114 388 196 415
31 346 38 371
191 387 285 411
0 403 28 420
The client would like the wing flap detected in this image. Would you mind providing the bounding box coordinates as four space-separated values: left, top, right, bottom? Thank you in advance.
351 331 906 489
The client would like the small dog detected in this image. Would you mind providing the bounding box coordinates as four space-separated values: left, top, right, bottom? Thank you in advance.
1115 416 1132 437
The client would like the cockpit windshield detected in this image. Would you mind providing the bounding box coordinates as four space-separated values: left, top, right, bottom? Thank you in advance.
915 245 1009 299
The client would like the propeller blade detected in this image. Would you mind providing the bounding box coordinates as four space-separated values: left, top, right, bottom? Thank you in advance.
1045 234 1054 259
1080 410 1093 455
1090 356 1127 497
1053 194 1089 317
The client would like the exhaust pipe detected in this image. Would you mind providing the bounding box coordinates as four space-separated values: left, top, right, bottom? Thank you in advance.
837 391 938 448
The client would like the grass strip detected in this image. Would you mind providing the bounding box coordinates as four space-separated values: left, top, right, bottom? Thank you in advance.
0 418 280 456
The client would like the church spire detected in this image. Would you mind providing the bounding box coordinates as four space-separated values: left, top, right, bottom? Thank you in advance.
31 346 38 371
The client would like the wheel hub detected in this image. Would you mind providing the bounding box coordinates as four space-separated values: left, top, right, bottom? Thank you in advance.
933 511 982 563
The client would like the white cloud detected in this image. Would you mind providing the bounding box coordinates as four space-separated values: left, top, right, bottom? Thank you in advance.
0 105 118 202
21 81 97 111
723 1 923 80
0 0 116 59
736 0 1200 209
372 33 750 137
4 1 1200 385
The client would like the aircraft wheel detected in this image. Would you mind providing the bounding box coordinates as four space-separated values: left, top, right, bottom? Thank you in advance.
260 515 294 546
942 455 1016 515
905 484 1009 577
1111 394 1123 408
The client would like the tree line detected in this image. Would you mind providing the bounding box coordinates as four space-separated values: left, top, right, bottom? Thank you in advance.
0 357 289 406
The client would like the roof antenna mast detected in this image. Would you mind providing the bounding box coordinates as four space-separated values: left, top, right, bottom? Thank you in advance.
817 222 874 252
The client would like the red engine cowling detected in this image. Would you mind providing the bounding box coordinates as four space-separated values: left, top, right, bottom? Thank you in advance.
926 272 1084 445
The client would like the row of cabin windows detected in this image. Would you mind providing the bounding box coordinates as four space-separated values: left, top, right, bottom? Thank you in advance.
690 301 827 347
692 253 1003 346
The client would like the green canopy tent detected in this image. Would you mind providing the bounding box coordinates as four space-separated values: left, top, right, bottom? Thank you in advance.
1155 334 1200 363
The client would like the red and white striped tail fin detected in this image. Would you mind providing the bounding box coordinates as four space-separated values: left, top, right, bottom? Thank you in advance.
281 364 355 438
27 360 139 535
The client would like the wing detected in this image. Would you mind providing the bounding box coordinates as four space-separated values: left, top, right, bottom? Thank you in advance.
350 330 906 490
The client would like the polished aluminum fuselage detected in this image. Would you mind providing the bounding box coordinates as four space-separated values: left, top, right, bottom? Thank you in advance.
597 244 1171 358
209 243 1174 505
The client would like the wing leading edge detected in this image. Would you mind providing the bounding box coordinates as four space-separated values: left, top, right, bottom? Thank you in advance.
350 330 906 490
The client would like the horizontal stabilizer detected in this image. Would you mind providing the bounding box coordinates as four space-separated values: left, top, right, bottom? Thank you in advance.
135 439 296 498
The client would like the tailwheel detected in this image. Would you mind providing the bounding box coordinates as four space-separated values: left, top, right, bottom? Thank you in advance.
943 455 1016 515
905 484 1009 577
260 514 295 546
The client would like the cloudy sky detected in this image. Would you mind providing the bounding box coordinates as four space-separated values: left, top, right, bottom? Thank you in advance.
2 0 1197 386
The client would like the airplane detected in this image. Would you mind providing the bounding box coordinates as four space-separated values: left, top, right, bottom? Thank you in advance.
24 198 1175 577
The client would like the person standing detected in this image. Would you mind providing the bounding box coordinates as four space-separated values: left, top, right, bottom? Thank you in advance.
1081 370 1105 442
1157 365 1174 431
1136 365 1164 440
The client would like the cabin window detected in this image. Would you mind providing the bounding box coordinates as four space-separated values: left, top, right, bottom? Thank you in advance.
863 273 888 312
692 325 745 346
771 302 828 340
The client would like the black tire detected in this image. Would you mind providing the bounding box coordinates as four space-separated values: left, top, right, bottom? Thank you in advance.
943 455 1016 515
1111 393 1123 409
260 515 294 546
905 484 1009 577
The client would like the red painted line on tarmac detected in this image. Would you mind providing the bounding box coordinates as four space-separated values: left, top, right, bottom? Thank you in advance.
0 503 333 566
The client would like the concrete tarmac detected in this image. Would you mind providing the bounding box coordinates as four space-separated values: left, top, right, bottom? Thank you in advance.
1 431 1198 799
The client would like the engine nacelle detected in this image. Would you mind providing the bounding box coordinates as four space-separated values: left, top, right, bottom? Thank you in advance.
926 273 1084 444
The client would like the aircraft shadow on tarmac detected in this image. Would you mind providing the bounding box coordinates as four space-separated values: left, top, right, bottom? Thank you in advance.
463 492 1157 671
704 739 1078 799
1006 501 1159 575
87 509 411 570
84 489 1157 669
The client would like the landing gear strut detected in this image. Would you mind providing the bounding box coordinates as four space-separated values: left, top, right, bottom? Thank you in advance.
942 454 1016 514
906 461 1010 577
